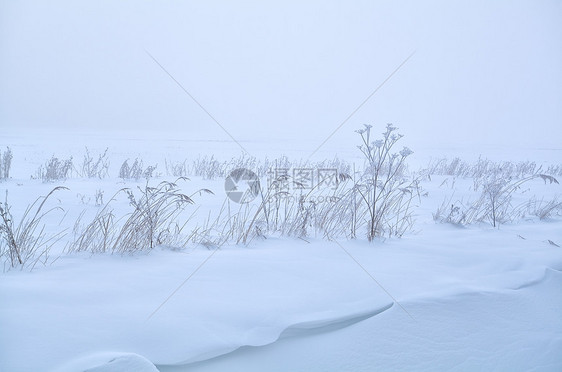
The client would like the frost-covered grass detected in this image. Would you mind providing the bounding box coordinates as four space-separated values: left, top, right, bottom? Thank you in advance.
424 156 562 178
0 147 13 181
1 127 561 269
0 186 67 270
1 126 427 264
433 174 561 227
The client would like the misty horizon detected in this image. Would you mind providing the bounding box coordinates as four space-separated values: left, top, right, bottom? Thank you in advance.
1 1 561 149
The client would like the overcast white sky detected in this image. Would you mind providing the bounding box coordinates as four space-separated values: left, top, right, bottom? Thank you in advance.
1 0 561 150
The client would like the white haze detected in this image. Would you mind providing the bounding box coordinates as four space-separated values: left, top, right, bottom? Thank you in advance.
1 0 561 151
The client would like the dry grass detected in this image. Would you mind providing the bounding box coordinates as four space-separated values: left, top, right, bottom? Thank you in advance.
119 158 157 180
36 155 73 182
0 147 13 181
70 179 213 254
433 174 560 227
0 187 68 270
6 128 561 261
424 157 562 180
78 147 110 178
355 124 420 240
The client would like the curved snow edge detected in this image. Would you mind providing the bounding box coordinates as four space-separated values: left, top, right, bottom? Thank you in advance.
511 267 562 290
157 302 394 368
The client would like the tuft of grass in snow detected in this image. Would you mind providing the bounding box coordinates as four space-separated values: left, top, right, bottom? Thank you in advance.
118 158 158 181
70 179 214 254
433 174 560 227
0 147 13 181
78 147 110 179
68 189 125 254
165 159 189 178
36 155 73 182
0 187 68 271
423 157 562 180
519 197 562 221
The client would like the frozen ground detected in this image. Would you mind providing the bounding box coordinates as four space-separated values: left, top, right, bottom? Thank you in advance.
1 131 561 371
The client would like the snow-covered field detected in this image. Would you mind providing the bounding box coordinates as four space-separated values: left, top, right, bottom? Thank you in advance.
1 131 561 371
2 2 562 370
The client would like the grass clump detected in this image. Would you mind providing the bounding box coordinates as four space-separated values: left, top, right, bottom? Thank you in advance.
79 147 110 179
70 179 213 254
0 147 13 181
0 187 68 270
354 124 420 240
434 174 560 227
119 158 157 181
36 155 73 182
230 124 420 243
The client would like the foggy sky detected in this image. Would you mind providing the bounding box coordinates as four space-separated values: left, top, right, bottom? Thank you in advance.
1 0 561 149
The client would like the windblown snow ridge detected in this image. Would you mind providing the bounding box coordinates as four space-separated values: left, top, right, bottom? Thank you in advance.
512 267 562 290
157 303 394 369
278 302 394 339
